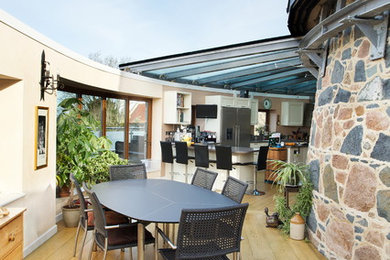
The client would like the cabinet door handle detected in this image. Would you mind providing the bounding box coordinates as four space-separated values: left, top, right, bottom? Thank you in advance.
8 232 16 241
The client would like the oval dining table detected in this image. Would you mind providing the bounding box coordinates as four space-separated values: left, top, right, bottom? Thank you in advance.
92 178 238 260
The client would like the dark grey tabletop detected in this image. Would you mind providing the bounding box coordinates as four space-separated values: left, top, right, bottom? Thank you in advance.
92 179 238 223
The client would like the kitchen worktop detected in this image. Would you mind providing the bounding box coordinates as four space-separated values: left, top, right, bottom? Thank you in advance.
187 143 258 154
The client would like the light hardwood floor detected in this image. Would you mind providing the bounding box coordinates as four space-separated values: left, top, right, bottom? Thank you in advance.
26 181 325 260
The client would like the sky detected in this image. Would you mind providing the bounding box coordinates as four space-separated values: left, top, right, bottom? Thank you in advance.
0 0 290 63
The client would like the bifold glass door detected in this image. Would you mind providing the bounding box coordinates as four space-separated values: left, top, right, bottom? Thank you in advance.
128 100 148 163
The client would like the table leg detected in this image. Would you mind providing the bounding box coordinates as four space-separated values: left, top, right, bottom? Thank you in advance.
137 222 145 260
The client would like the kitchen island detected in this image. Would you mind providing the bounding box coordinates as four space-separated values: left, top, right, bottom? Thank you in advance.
166 143 258 192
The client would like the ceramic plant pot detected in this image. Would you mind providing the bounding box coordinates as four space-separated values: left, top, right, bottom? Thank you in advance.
62 206 80 227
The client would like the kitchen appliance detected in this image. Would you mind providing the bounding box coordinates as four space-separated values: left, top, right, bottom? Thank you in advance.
195 104 218 118
220 107 251 147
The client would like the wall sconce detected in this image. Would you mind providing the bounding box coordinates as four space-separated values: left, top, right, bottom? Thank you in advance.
40 50 63 100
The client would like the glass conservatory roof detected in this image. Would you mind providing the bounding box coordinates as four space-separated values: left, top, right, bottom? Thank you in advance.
119 35 317 96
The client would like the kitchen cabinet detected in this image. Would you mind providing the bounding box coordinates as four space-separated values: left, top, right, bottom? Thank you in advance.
281 101 304 126
164 91 192 125
205 95 258 126
250 99 258 125
0 208 25 260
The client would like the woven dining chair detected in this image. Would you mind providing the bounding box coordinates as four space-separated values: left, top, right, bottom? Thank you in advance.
70 174 128 260
155 203 249 260
109 163 147 181
191 168 218 190
221 176 248 203
88 192 155 260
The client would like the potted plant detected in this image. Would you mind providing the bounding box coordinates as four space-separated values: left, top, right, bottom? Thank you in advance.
56 98 127 227
268 160 313 235
269 160 308 191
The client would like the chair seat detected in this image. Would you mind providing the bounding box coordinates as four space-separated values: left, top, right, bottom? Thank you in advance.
96 225 154 250
159 248 229 260
87 211 129 227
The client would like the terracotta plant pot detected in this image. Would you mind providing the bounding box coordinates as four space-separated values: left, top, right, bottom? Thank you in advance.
62 206 80 227
59 186 71 197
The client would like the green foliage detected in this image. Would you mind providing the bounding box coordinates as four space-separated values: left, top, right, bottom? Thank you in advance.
83 150 128 185
269 160 309 191
274 181 313 234
56 98 127 188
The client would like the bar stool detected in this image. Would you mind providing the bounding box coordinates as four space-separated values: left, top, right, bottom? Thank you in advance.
194 144 216 168
174 141 194 183
215 145 240 182
160 141 175 180
254 146 269 195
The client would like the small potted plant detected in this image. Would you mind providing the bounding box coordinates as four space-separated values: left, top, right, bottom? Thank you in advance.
268 160 313 235
268 160 308 191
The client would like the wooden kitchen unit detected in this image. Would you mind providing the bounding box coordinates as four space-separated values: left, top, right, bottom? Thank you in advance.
266 147 287 182
0 208 26 260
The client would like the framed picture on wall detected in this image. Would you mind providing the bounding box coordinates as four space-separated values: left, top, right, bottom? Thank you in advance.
35 106 49 169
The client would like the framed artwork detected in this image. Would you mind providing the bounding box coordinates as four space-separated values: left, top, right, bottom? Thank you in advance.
35 106 49 169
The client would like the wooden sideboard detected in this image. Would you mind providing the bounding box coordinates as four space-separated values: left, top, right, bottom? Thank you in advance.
266 147 287 182
0 208 26 260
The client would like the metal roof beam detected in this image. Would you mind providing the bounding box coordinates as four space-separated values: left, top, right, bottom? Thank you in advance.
195 58 302 84
230 68 309 88
161 50 299 80
122 38 301 73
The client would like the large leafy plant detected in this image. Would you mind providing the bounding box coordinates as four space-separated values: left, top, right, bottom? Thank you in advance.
57 98 127 187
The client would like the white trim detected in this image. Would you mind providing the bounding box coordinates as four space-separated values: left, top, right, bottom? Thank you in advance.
56 211 63 223
23 224 57 257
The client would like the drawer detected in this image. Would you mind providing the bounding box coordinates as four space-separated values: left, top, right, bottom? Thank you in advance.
3 244 23 260
0 215 23 259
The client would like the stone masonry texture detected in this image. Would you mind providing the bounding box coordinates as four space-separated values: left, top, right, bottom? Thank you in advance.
307 22 390 260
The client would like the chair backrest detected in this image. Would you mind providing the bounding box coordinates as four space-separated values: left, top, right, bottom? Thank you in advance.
191 168 218 190
160 141 174 163
257 146 269 171
175 203 249 259
109 163 147 181
222 176 248 203
175 141 189 165
215 145 232 170
89 192 108 238
194 144 209 168
70 173 88 221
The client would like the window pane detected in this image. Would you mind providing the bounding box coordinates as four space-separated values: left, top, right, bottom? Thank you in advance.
254 111 267 135
106 98 126 158
82 95 102 137
129 100 148 163
56 91 77 116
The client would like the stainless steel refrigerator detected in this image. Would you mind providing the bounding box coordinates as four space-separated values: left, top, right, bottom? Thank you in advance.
220 107 251 147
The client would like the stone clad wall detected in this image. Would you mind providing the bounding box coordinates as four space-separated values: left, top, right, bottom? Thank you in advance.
306 25 390 259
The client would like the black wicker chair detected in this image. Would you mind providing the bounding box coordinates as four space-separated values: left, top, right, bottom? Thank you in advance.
191 168 218 190
87 192 154 260
70 175 128 260
221 176 248 203
155 203 249 260
109 163 147 181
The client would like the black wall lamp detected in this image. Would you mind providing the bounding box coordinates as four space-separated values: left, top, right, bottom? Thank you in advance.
40 50 63 100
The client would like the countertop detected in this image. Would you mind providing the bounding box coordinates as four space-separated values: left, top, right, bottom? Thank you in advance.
187 144 259 154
